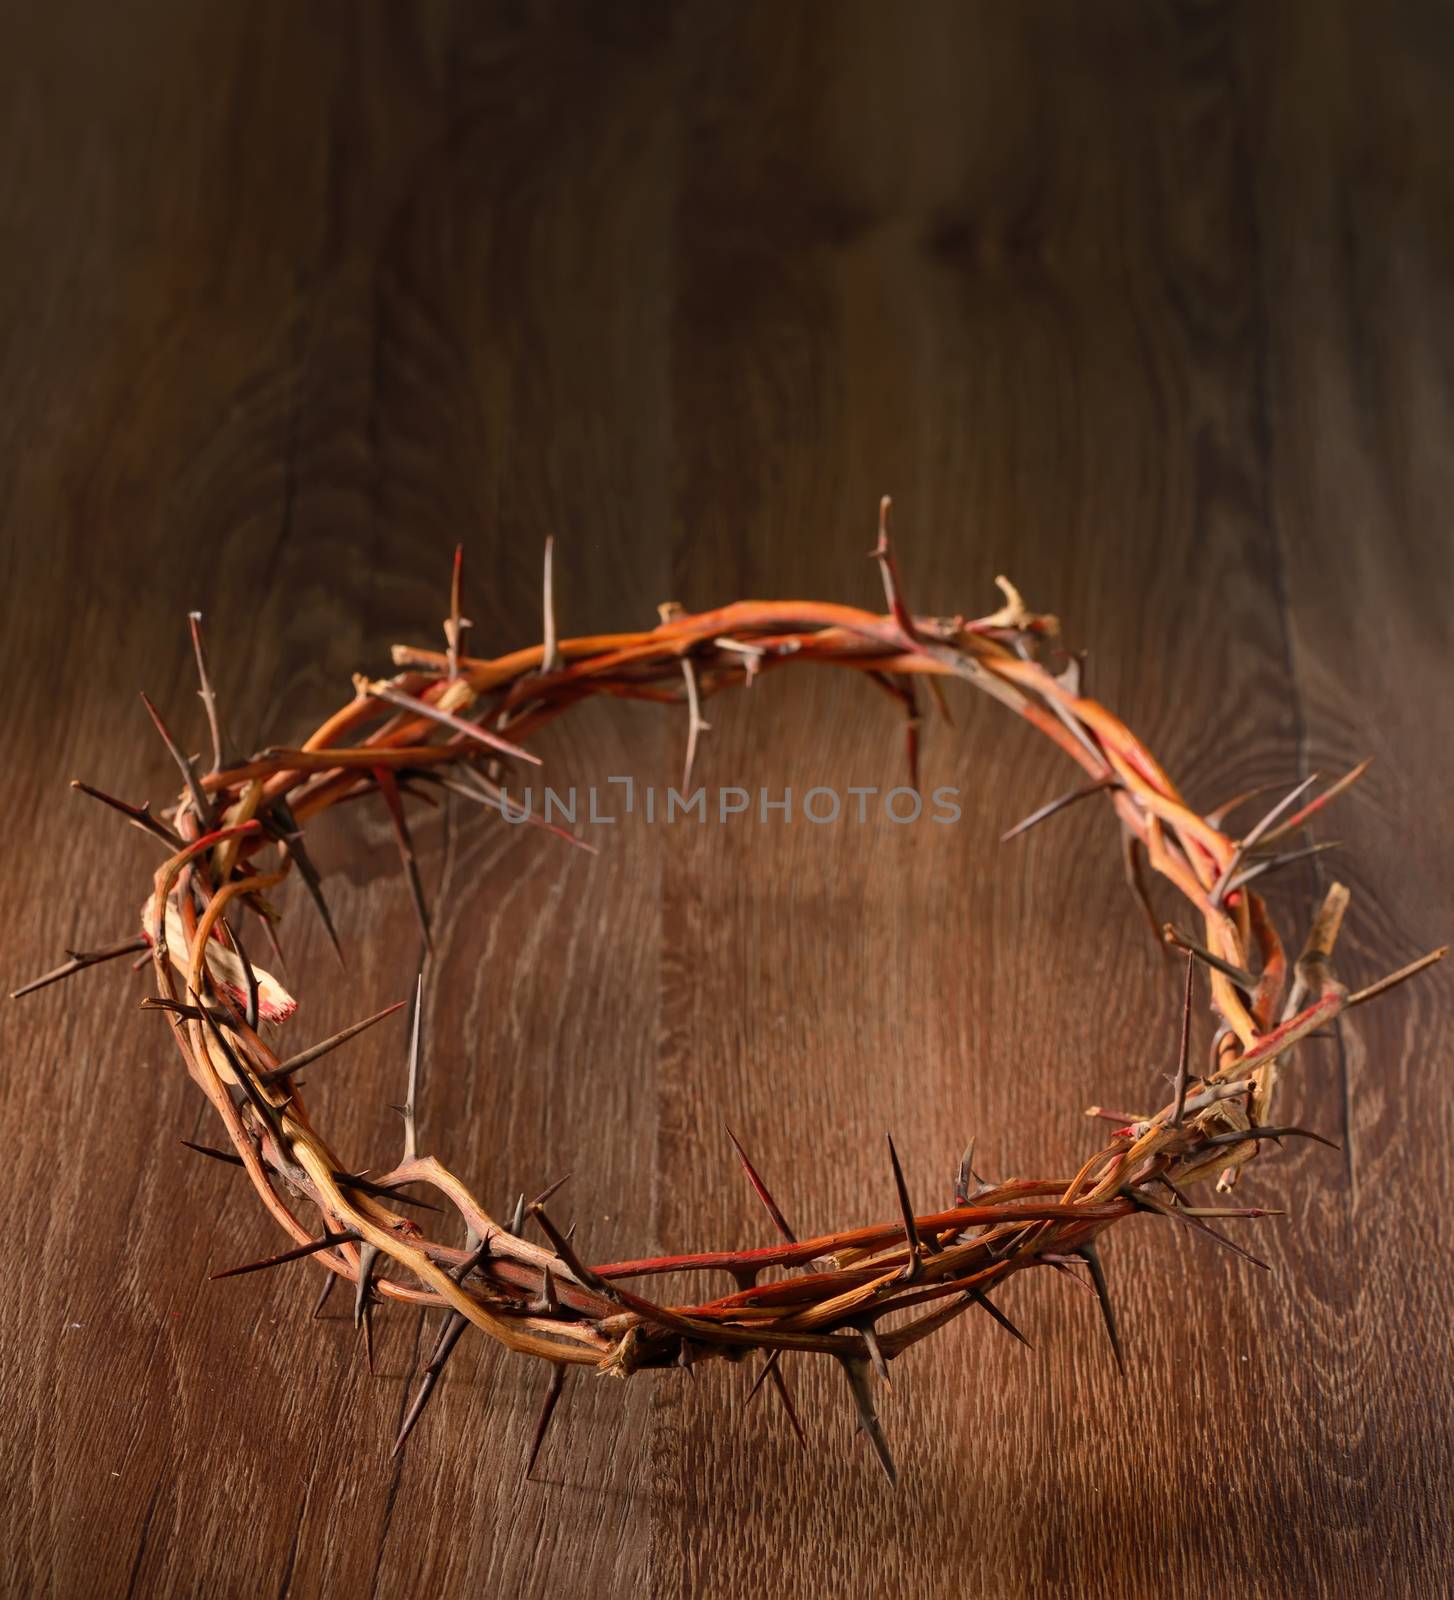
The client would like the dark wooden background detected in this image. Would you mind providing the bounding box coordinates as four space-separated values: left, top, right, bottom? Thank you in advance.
2 3 1451 1596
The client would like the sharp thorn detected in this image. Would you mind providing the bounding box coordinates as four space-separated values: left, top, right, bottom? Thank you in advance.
10 935 151 1000
1170 950 1195 1127
187 611 229 772
767 1357 807 1446
263 801 343 965
139 690 213 826
354 1242 380 1331
836 1354 898 1487
402 969 424 1163
954 1139 976 1208
724 1124 797 1244
260 999 408 1085
69 779 184 849
377 769 433 955
1079 1242 1125 1374
886 1133 922 1281
393 1311 469 1456
211 1230 355 1279
970 1289 1032 1347
1001 776 1117 843
313 1272 338 1318
525 1364 568 1481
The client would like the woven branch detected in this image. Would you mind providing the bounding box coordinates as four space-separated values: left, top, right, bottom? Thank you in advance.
15 498 1445 1484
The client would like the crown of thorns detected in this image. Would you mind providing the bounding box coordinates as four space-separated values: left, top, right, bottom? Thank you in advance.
15 498 1443 1486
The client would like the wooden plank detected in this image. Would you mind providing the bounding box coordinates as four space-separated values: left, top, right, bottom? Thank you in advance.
0 3 1449 1596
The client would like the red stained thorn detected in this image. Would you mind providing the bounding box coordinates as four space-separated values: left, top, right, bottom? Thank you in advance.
724 1125 797 1244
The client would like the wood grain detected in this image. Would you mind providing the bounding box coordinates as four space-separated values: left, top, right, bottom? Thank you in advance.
1 3 1450 1596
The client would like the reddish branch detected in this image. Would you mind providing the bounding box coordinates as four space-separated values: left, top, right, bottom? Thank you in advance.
13 501 1445 1484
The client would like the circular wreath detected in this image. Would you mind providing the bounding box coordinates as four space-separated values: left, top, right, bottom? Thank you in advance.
15 498 1443 1485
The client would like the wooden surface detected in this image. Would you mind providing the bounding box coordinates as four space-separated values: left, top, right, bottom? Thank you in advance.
2 4 1451 1596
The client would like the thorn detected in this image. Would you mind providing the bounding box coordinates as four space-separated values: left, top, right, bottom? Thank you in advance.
926 675 953 728
1206 777 1291 830
181 1137 244 1168
508 1193 526 1236
392 1314 466 1456
1210 774 1321 904
954 1139 976 1207
541 537 561 673
538 1266 558 1316
886 1133 923 1282
870 495 916 641
1202 1125 1341 1152
864 669 922 790
970 1289 1031 1347
530 1173 572 1209
402 970 423 1163
10 936 150 1000
744 1351 808 1447
859 1320 892 1385
445 543 469 679
263 800 343 966
724 1125 797 1243
259 999 409 1085
187 611 229 772
1135 1189 1272 1270
1162 924 1258 992
525 1364 568 1480
1227 840 1342 895
1347 946 1447 1009
69 779 184 849
313 1273 337 1318
177 1139 440 1211
680 658 711 791
139 690 213 825
361 680 540 767
354 1242 380 1334
766 1358 807 1446
678 1340 695 1376
1259 758 1373 849
376 769 432 954
1121 826 1161 944
1170 951 1195 1127
211 1230 355 1279
835 1354 898 1487
1001 776 1117 843
392 1238 489 1455
1079 1242 1124 1374
744 1350 779 1408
